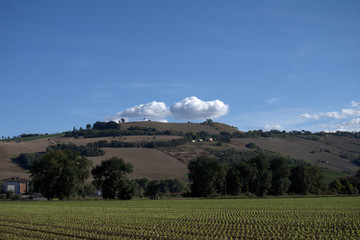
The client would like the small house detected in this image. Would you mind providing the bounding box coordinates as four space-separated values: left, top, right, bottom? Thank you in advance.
2 177 29 194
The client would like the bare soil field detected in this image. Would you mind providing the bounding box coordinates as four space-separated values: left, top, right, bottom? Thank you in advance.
53 135 182 145
159 142 218 165
0 135 182 180
1 122 358 182
231 137 359 172
88 148 188 181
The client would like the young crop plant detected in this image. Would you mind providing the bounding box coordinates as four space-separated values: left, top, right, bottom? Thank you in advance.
0 197 359 239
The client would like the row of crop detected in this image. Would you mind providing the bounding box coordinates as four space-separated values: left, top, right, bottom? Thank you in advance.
0 200 359 240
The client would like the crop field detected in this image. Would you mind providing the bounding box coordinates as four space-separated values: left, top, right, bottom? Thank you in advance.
0 197 359 240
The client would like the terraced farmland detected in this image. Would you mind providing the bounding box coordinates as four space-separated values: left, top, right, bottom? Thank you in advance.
0 197 359 239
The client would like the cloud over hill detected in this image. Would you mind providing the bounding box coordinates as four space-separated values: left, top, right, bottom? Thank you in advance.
301 101 360 132
107 96 229 122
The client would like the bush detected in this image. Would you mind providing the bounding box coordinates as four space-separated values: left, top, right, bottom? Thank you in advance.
246 142 257 149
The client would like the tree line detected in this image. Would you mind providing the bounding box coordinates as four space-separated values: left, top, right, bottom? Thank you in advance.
25 149 360 200
188 155 324 197
28 150 188 200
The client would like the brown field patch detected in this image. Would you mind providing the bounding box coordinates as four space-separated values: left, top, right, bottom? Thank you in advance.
231 137 358 172
0 135 183 180
88 148 188 181
52 135 182 145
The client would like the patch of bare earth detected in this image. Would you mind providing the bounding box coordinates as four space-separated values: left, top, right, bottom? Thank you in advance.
0 138 53 180
159 142 218 165
0 136 182 180
88 148 188 181
231 137 358 172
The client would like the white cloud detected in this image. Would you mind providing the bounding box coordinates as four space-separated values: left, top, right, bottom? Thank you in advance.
263 124 283 131
265 97 280 105
300 113 319 120
301 101 360 120
170 96 229 120
107 101 170 121
351 101 360 108
300 100 360 132
336 118 360 132
106 96 229 122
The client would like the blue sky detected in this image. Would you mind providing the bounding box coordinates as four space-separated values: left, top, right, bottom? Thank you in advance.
1 0 359 137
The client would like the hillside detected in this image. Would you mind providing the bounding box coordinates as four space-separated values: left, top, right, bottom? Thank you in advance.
120 121 239 134
230 136 359 172
0 121 359 183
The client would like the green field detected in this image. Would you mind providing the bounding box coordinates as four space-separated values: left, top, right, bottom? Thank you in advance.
0 197 359 239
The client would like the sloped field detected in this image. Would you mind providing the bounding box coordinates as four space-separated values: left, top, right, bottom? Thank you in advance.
231 136 359 172
0 135 183 180
89 148 187 180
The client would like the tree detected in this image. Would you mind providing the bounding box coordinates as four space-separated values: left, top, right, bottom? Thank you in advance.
269 157 290 195
289 164 309 195
188 156 226 197
226 161 256 195
329 178 342 193
218 131 231 143
248 154 272 196
289 164 323 195
145 180 160 198
31 150 92 200
86 124 92 130
93 121 120 130
91 157 133 199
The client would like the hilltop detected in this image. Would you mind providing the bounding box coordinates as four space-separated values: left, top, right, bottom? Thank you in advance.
0 121 359 183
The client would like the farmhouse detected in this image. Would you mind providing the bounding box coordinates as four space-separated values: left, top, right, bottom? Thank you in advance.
2 177 29 194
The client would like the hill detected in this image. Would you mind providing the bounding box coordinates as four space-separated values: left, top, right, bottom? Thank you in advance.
0 121 359 183
120 121 239 134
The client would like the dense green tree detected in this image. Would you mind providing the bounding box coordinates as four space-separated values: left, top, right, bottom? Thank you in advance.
31 150 92 200
188 156 226 197
329 178 342 193
159 179 188 195
218 131 231 143
226 161 256 195
133 178 149 197
289 164 323 195
248 154 272 196
93 121 120 130
269 157 291 195
307 165 323 194
145 180 160 197
289 164 309 194
91 157 133 199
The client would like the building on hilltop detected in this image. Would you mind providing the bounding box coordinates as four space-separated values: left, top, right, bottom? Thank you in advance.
2 177 29 194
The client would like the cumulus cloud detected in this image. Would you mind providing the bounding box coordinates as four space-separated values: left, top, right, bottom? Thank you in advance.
301 102 360 120
300 113 319 120
170 96 229 120
300 101 360 132
106 96 229 122
263 124 283 131
351 101 360 108
337 118 360 132
107 101 170 121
